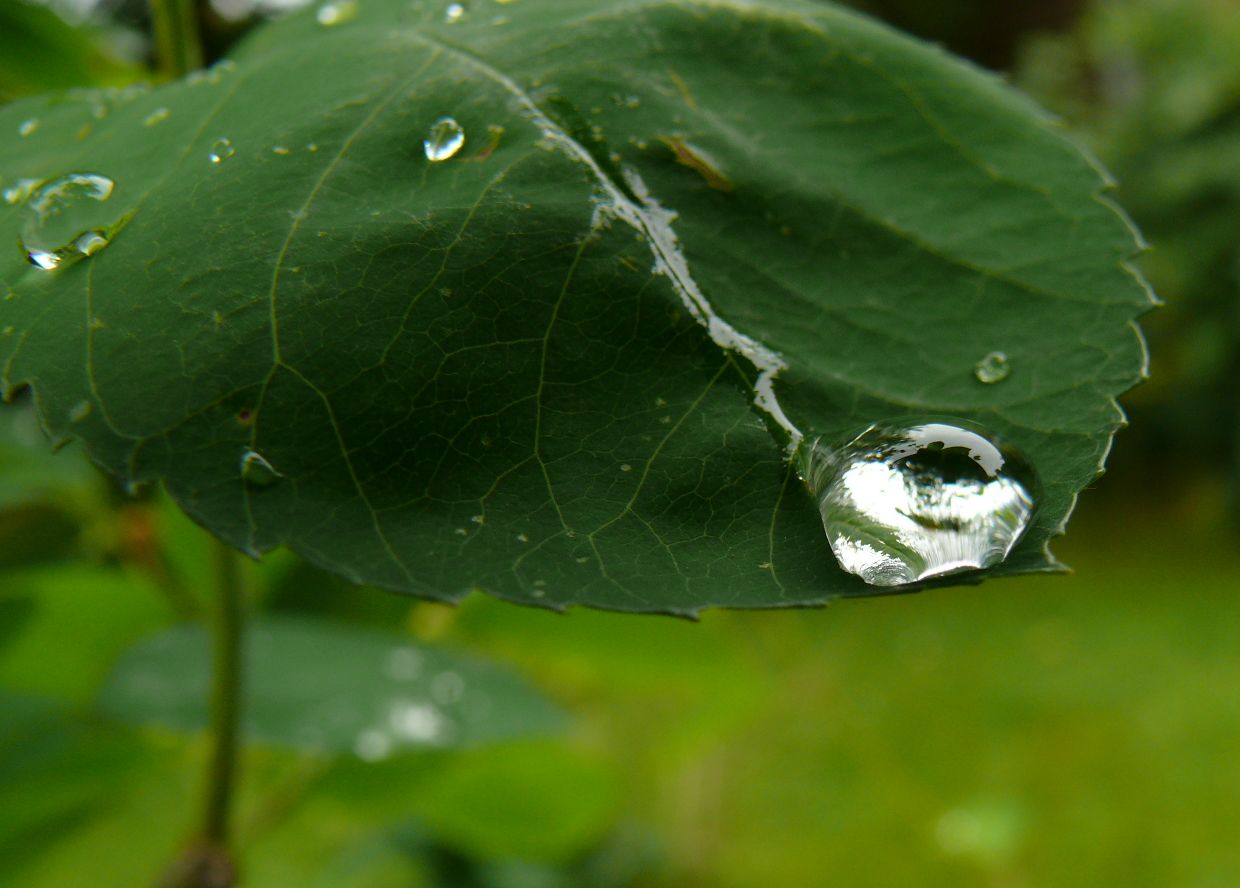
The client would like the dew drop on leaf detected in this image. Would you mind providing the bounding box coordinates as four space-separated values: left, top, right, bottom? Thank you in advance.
974 351 1011 384
424 116 465 161
316 0 359 26
801 423 1035 587
444 2 465 22
19 173 116 271
69 400 93 423
240 448 284 488
18 118 38 137
143 108 171 127
209 138 236 164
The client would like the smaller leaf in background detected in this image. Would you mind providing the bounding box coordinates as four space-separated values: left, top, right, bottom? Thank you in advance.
99 616 568 755
0 563 174 700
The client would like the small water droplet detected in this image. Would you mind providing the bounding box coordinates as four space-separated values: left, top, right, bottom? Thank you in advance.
69 400 93 423
316 0 359 26
620 463 633 472
144 108 171 127
240 448 283 487
2 326 14 337
444 1 465 22
424 116 465 161
18 118 39 137
19 173 117 270
209 138 236 164
801 422 1035 587
974 351 1011 384
272 145 290 156
516 533 528 543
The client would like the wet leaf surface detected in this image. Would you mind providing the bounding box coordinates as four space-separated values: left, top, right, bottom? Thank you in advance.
0 0 1151 611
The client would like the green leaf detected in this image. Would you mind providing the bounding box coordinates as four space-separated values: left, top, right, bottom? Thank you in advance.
0 0 1151 612
97 616 567 753
397 740 620 863
0 563 174 700
0 692 150 879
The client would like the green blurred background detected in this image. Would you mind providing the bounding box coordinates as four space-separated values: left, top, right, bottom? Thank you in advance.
2 1 1238 885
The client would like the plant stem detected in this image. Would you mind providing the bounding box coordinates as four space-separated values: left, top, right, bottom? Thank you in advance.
149 0 203 78
204 537 244 847
156 538 245 888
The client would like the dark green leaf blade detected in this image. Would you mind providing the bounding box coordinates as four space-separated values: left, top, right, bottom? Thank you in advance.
0 0 1151 612
97 617 567 754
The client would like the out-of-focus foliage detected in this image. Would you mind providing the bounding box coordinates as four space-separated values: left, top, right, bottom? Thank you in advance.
1017 0 1240 501
0 0 142 101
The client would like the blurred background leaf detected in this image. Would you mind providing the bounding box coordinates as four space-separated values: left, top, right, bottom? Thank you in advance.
99 617 569 754
0 0 142 100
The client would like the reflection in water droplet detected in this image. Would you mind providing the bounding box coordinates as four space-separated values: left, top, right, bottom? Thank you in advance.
445 2 465 22
144 108 171 127
424 116 465 161
4 178 45 206
240 448 284 487
801 423 1035 587
18 119 38 137
316 0 358 26
974 351 1011 384
74 231 110 256
209 138 236 164
20 174 116 270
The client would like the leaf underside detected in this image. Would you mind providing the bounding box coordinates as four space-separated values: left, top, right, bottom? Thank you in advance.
0 0 1152 614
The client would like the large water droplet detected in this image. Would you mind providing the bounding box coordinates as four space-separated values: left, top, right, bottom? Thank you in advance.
802 423 1035 587
209 138 235 164
424 116 465 161
19 174 117 271
240 448 284 488
974 351 1011 384
316 0 358 26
